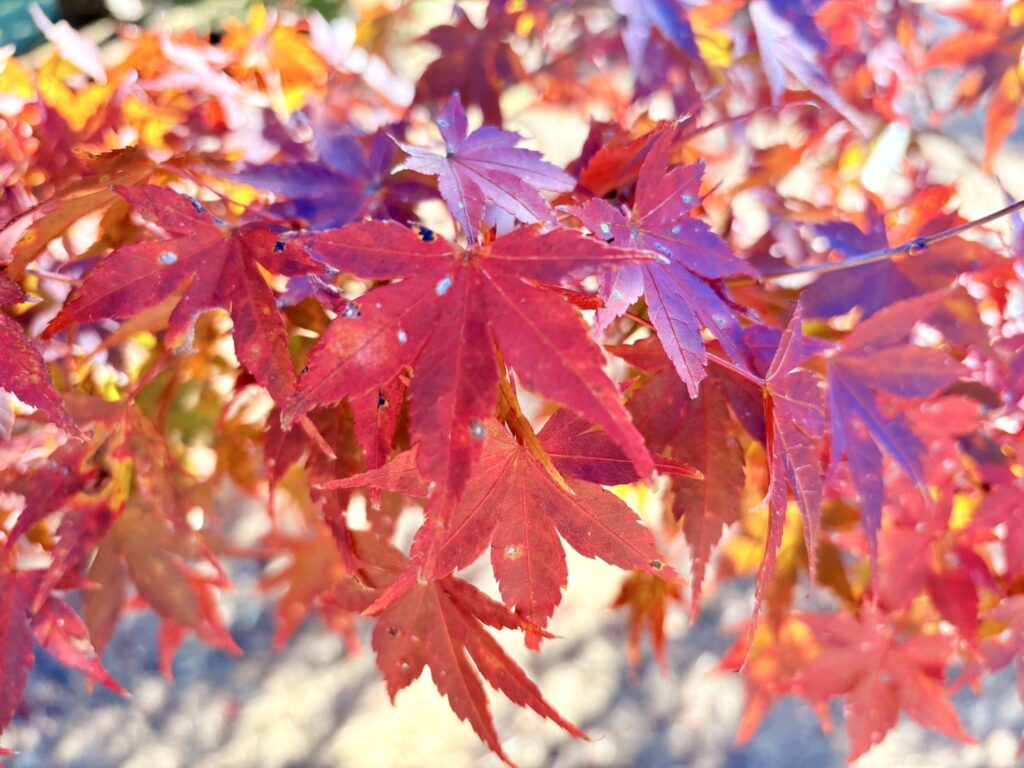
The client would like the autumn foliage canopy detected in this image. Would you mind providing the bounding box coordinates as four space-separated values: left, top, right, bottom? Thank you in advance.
3 0 1024 762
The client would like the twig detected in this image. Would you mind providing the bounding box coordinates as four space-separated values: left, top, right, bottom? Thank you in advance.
678 100 820 144
760 197 1024 280
25 268 82 285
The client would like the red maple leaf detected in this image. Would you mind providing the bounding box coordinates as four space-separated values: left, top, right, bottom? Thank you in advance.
392 93 575 239
1 570 125 751
924 0 1024 171
327 532 585 765
612 569 685 669
761 305 826 585
616 337 745 613
796 607 974 761
324 415 685 638
45 185 319 405
414 6 526 126
285 220 656 502
0 273 78 437
722 615 827 744
1 398 240 668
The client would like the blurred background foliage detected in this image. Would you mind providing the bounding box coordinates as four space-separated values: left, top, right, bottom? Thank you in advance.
1 0 352 53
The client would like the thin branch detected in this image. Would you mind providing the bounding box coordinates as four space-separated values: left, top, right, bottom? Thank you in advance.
678 100 820 144
25 268 81 285
760 197 1024 280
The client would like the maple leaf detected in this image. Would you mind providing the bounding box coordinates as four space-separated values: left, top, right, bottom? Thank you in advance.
0 574 33 743
29 4 107 85
923 1 1024 172
327 532 585 765
414 6 526 126
228 128 430 230
827 293 962 558
800 194 999 319
0 273 78 436
615 0 701 68
286 219 655 501
1 569 125 751
45 185 319 405
219 5 328 118
1 397 240 666
577 121 668 199
392 93 575 239
985 596 1024 710
612 569 685 669
616 337 745 612
325 417 680 637
261 521 354 650
574 128 755 396
613 0 706 104
873 477 988 647
722 615 828 743
0 440 95 592
796 607 974 761
760 306 826 586
3 145 174 281
611 0 714 112
108 504 241 666
975 482 1024 578
748 0 868 133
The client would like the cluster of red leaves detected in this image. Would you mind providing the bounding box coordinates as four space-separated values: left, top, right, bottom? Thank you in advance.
2 0 1024 762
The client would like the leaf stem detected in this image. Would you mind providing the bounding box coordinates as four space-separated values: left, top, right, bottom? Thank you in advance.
707 351 764 387
759 197 1024 280
624 311 764 386
495 347 575 496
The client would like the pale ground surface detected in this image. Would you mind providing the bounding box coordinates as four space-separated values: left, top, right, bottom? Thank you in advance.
3 504 1024 768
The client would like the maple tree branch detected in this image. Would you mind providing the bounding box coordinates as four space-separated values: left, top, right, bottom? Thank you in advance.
678 100 820 144
758 197 1024 280
25 268 81 285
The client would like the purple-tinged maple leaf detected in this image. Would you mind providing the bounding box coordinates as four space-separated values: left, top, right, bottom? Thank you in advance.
285 220 655 502
614 0 701 72
414 6 525 126
608 1 706 113
392 93 575 239
573 129 755 396
801 202 998 320
749 0 869 134
827 294 963 559
45 186 319 405
228 129 430 230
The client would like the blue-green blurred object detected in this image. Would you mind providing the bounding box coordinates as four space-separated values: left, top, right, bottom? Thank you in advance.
0 0 62 53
